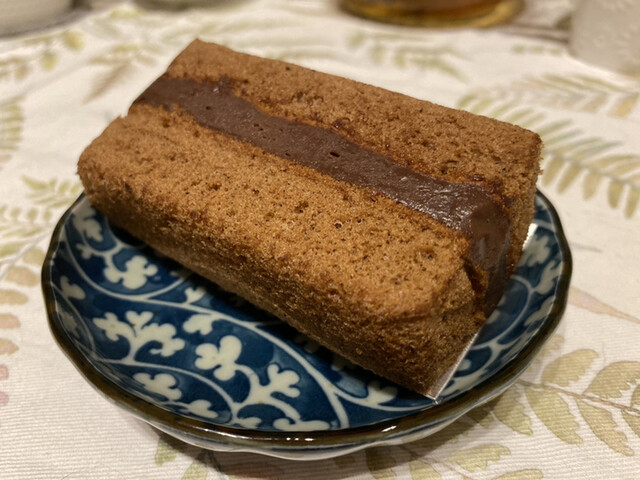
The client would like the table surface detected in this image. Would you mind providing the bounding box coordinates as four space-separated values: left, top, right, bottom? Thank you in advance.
1 0 639 478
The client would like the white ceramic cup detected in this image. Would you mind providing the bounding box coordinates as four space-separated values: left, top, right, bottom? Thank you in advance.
0 0 72 35
570 0 640 76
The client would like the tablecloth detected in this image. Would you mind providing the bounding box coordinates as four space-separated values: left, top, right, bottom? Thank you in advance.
1 0 639 478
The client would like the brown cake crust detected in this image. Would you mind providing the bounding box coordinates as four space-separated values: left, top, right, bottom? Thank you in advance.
78 41 541 396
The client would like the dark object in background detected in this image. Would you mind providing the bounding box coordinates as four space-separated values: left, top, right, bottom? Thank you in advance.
341 0 523 27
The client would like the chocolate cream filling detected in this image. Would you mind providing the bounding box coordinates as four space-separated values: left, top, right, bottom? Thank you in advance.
134 75 511 314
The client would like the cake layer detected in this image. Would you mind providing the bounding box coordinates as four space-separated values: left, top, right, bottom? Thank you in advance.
78 40 541 395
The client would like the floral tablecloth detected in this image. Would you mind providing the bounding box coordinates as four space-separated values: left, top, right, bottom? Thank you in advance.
1 0 639 478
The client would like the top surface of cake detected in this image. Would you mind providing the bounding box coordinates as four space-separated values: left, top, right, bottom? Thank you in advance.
78 40 541 395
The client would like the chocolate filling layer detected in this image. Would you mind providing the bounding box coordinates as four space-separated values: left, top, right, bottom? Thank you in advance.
134 75 510 314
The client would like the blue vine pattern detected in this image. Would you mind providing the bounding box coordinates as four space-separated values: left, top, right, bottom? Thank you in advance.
46 194 566 433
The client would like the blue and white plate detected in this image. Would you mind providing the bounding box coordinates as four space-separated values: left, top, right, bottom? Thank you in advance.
43 192 571 460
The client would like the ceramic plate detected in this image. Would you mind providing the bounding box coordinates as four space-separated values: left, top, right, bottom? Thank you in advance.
43 192 571 460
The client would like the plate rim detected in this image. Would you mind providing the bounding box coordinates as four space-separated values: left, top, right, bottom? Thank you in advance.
42 190 572 454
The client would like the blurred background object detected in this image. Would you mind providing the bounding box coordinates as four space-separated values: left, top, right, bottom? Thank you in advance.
0 0 73 35
570 0 640 76
341 0 524 27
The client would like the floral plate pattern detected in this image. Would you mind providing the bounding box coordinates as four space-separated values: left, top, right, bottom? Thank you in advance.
43 192 571 460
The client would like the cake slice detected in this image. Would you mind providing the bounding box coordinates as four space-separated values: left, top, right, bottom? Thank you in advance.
78 40 541 396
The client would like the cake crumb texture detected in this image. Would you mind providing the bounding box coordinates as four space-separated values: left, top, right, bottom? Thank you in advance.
78 40 541 395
